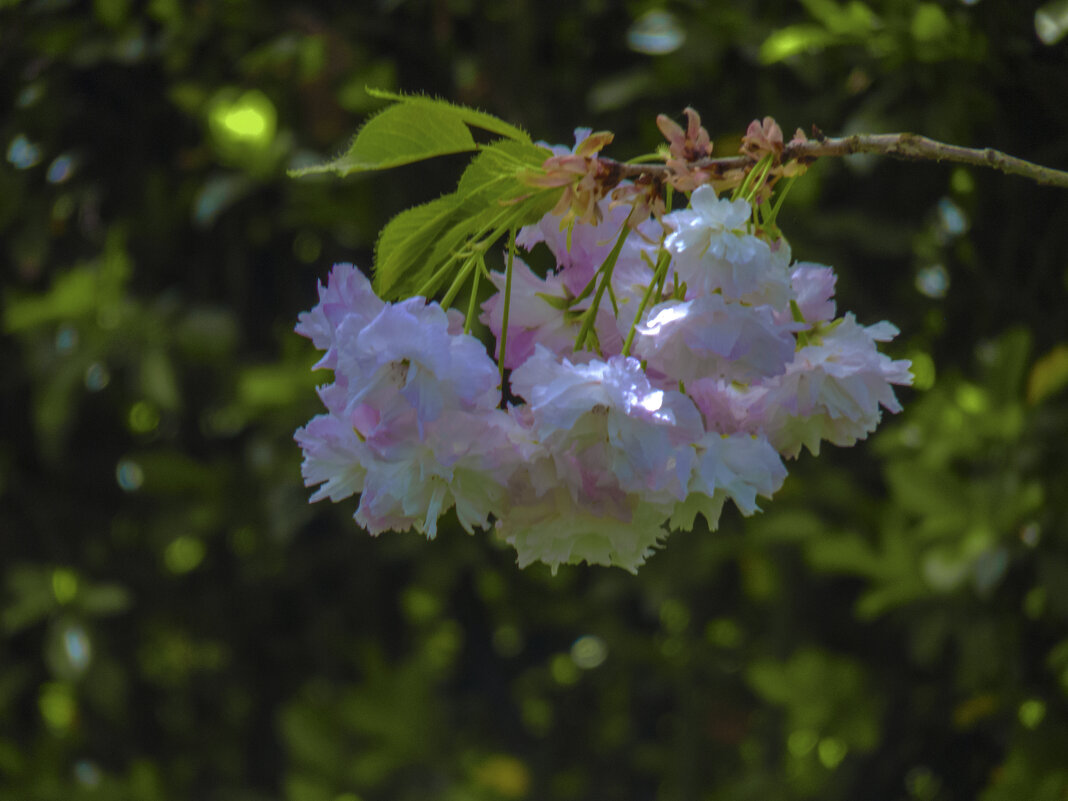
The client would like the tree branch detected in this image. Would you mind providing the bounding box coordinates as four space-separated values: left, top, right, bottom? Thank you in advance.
614 132 1068 189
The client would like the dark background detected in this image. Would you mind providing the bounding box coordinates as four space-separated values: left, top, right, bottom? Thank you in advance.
2 1 1068 799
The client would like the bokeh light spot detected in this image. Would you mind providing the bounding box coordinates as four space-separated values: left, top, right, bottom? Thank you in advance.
128 400 160 434
1018 698 1046 729
209 89 277 149
788 729 818 757
909 351 936 390
223 107 266 138
164 536 205 574
85 362 111 392
626 10 685 54
905 766 941 800
570 635 608 669
955 383 987 414
62 624 93 674
915 264 949 298
47 153 77 183
1036 0 1068 44
73 759 102 788
39 682 76 732
550 652 580 685
401 586 441 623
115 459 144 492
55 325 78 354
472 754 530 798
659 598 690 633
950 167 975 194
937 197 969 236
7 134 42 169
706 617 743 648
817 736 848 769
52 568 78 603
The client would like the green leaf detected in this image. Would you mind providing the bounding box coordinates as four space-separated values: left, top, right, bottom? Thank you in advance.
290 101 477 177
3 269 98 332
1027 344 1068 405
365 88 532 145
759 24 836 63
373 139 555 301
373 194 466 299
800 0 878 35
290 90 533 177
884 461 966 517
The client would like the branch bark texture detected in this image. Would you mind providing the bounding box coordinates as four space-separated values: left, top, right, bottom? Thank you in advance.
615 132 1068 189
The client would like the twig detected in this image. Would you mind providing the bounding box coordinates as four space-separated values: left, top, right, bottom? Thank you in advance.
614 132 1068 189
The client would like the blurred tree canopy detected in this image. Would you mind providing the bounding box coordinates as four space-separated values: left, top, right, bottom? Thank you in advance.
2 1 1068 799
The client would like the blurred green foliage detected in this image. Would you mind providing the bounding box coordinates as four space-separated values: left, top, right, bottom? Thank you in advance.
2 1 1068 799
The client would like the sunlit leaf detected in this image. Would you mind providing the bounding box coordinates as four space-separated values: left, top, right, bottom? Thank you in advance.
1027 344 1068 404
290 90 533 177
759 24 836 63
365 88 533 145
373 140 555 300
373 194 466 299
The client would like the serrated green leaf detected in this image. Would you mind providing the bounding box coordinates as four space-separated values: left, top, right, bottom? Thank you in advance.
455 139 550 197
418 193 553 300
373 139 557 302
290 102 478 177
366 88 532 145
373 195 465 299
291 90 535 177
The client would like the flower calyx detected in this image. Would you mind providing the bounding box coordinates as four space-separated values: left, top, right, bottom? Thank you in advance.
526 130 622 227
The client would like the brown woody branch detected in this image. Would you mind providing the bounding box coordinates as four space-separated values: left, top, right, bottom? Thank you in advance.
613 132 1068 189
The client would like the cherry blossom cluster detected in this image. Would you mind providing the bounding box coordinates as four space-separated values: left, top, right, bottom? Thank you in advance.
295 145 912 572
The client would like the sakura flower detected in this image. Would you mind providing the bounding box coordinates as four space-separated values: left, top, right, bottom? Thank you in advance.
510 346 704 501
635 295 798 383
354 407 520 539
496 486 672 573
294 263 385 371
338 296 499 426
294 412 370 503
670 432 787 531
664 186 792 307
775 263 837 327
753 314 913 457
516 189 660 297
686 377 763 435
479 256 621 368
516 194 632 290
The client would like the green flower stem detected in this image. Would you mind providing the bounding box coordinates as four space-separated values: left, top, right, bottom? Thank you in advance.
440 254 478 309
733 153 774 206
498 227 517 385
622 249 671 357
463 255 484 334
573 224 629 353
761 174 798 236
413 201 533 301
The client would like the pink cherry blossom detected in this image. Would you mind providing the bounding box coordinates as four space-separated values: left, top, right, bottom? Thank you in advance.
635 295 798 383
752 314 913 457
664 187 792 307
